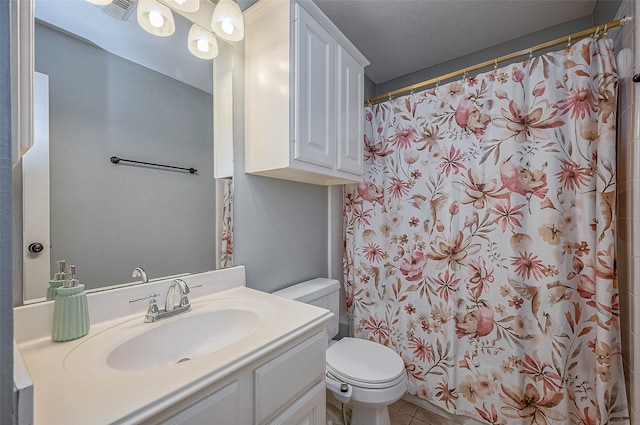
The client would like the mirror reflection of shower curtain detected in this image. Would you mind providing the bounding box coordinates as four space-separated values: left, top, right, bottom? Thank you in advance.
344 38 629 424
216 177 233 269
22 72 50 301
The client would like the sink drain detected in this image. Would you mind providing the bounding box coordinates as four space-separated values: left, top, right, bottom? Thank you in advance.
177 357 191 364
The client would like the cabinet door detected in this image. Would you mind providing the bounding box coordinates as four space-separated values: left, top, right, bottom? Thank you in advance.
294 4 335 169
160 381 241 425
254 332 326 424
336 44 364 176
267 381 326 425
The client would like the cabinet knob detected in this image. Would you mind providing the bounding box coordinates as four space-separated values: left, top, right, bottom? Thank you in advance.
28 242 44 254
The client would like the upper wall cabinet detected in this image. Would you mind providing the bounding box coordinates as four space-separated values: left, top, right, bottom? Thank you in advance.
244 0 369 186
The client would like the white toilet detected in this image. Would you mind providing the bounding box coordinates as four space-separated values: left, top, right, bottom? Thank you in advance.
274 278 407 425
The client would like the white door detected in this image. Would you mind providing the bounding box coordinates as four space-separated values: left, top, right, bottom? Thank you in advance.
294 4 334 169
22 72 50 301
336 44 364 176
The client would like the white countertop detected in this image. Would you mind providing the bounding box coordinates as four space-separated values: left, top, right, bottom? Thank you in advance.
16 268 332 425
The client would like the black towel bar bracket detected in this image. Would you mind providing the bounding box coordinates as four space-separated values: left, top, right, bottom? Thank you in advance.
110 156 197 174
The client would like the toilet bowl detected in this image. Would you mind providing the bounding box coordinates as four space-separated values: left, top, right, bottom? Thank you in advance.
326 337 406 425
273 279 407 425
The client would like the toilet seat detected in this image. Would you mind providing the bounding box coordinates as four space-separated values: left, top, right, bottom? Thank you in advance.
326 337 406 389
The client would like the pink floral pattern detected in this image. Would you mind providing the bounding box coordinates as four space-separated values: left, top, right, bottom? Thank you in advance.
344 38 628 424
218 177 233 268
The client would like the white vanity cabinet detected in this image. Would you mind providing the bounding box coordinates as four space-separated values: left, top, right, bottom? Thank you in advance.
244 0 369 186
141 332 327 425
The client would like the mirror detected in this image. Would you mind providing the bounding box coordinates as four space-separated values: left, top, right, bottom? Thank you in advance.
21 0 233 303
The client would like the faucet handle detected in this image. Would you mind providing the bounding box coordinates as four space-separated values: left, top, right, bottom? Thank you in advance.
129 293 161 323
128 293 160 304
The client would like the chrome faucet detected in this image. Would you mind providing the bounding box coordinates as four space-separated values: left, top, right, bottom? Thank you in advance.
132 266 149 283
165 278 191 311
128 279 192 323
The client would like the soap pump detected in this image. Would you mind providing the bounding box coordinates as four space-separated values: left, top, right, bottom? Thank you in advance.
51 265 90 342
46 260 67 301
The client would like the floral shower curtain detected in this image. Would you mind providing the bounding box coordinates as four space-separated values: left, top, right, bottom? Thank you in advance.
344 38 629 424
217 177 233 268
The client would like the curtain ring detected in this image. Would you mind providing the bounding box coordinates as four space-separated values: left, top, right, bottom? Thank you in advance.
528 48 533 60
435 78 440 90
410 86 415 96
462 69 467 81
367 99 372 107
603 24 608 38
567 35 572 48
493 59 498 72
592 26 600 40
388 92 393 101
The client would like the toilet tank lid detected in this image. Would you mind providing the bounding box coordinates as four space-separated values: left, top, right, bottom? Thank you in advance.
273 278 340 303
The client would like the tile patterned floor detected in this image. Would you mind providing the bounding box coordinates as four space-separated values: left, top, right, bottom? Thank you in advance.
389 399 460 425
327 391 461 425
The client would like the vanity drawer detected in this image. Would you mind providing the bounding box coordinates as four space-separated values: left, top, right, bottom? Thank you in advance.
254 332 326 424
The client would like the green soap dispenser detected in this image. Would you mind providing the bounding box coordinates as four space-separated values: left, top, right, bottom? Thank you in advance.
46 260 67 301
51 265 90 342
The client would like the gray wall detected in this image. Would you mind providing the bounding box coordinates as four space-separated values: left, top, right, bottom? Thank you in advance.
1 2 14 423
26 24 216 292
232 41 329 294
593 0 624 25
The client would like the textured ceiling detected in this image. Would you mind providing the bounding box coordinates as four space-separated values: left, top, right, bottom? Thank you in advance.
239 0 599 84
311 0 598 84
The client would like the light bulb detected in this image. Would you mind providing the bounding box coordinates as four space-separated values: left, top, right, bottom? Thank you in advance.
148 10 164 28
211 0 244 41
188 24 218 59
196 39 209 53
221 19 234 35
137 0 175 36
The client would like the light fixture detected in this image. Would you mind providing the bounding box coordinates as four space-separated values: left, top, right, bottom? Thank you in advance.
188 24 219 60
211 0 244 42
165 0 200 13
137 0 175 37
87 0 224 60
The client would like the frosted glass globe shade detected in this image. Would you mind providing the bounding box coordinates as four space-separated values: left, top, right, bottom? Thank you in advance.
211 0 244 42
188 24 219 60
137 0 175 37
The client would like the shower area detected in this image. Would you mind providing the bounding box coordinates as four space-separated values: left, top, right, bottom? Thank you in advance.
343 2 640 423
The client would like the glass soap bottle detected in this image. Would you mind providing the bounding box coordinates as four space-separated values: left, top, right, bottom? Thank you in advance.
46 260 67 301
51 265 90 342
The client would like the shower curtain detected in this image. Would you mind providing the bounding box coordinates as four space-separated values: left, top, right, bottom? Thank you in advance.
344 38 629 424
217 177 233 268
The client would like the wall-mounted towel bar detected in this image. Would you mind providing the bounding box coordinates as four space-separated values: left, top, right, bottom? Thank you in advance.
110 156 197 174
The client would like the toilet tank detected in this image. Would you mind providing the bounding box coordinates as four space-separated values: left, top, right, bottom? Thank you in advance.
273 278 340 340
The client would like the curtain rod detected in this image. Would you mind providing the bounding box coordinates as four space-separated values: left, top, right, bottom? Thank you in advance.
364 16 632 105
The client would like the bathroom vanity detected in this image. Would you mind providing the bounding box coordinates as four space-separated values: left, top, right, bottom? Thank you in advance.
14 266 332 424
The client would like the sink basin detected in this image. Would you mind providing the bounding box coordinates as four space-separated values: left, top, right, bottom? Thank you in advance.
107 309 261 371
63 297 272 374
